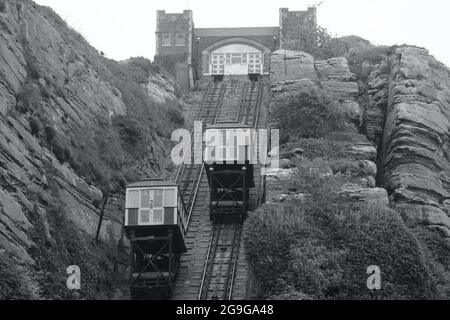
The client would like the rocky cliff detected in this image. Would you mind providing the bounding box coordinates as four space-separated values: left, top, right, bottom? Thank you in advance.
381 47 450 235
256 45 450 300
269 45 450 239
0 0 184 299
270 49 387 205
357 46 450 238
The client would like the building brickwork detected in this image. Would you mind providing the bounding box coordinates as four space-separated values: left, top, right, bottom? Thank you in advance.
155 8 317 88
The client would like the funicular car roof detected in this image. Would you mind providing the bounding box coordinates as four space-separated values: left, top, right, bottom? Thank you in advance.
126 179 178 188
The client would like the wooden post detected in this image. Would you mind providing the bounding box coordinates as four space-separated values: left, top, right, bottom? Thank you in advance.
130 231 135 279
243 167 247 216
168 230 173 291
95 193 109 243
209 167 214 221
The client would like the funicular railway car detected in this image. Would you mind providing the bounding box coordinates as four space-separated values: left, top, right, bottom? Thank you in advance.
204 124 258 222
124 179 187 299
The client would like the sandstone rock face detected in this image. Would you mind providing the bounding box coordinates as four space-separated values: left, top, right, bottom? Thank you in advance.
315 58 358 99
270 51 362 134
339 184 389 206
0 0 179 298
270 50 385 211
380 46 450 234
363 60 390 145
315 57 361 133
270 50 318 83
144 72 179 104
315 58 356 82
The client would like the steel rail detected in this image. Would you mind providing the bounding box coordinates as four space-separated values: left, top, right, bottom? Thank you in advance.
226 224 242 300
197 223 222 300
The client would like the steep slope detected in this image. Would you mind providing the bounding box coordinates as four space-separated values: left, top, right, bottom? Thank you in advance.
356 46 450 238
245 46 450 299
0 0 184 299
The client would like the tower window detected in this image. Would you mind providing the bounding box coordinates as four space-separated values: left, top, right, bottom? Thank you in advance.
162 33 171 47
175 33 185 46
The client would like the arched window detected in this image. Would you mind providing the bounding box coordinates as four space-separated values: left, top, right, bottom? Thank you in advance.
208 44 263 75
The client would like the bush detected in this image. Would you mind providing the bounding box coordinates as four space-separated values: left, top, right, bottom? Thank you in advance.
27 200 128 299
30 116 42 136
112 115 144 149
245 158 438 300
273 88 344 139
16 82 41 113
167 103 185 125
0 254 32 299
153 54 187 76
347 46 395 81
44 126 56 143
282 24 347 60
0 1 6 13
244 201 437 299
409 224 450 298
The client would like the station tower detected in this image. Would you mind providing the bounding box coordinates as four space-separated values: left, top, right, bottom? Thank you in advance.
154 7 317 89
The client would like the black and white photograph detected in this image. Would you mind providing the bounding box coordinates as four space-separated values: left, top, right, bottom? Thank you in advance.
0 0 450 312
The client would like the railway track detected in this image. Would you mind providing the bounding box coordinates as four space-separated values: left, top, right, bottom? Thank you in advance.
238 79 263 127
198 222 243 300
173 82 226 221
171 77 265 300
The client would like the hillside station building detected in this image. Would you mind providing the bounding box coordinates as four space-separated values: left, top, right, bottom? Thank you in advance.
154 7 317 88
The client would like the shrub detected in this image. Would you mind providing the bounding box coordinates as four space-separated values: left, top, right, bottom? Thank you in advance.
44 126 56 143
0 254 33 299
0 1 6 13
167 103 185 125
39 85 51 99
30 116 42 136
16 82 41 113
21 43 41 80
245 157 438 300
244 201 437 299
27 200 128 300
347 45 395 81
272 88 344 139
282 24 347 60
128 57 153 78
408 224 450 298
283 138 346 160
52 139 65 163
153 54 187 76
112 115 144 149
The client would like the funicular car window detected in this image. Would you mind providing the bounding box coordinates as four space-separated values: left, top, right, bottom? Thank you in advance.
141 190 150 207
153 189 163 225
140 209 150 224
164 188 176 207
154 189 163 207
127 190 139 208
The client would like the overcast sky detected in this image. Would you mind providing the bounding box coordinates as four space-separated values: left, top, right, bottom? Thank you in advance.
34 0 450 67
